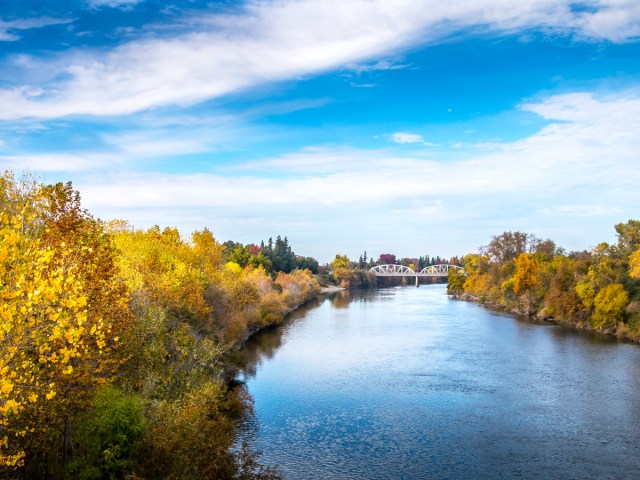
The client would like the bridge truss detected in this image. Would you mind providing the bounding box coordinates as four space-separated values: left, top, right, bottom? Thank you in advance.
369 264 463 277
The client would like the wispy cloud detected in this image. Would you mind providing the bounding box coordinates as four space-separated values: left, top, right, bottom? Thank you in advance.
545 204 624 216
349 59 412 74
6 90 637 202
0 17 72 42
87 0 144 9
17 90 626 259
0 116 251 172
390 132 433 145
1 0 639 119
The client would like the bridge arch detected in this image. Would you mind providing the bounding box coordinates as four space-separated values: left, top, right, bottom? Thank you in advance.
419 264 464 275
369 264 416 275
369 264 463 277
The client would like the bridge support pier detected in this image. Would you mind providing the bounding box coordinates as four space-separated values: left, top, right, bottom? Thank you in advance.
415 275 419 287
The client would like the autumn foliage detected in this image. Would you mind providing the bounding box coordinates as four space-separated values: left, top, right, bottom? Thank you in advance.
0 173 317 478
0 174 129 469
454 223 640 339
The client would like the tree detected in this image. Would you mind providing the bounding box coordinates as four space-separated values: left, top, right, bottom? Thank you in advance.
533 239 558 260
615 220 640 255
190 228 224 278
591 283 629 330
482 231 537 264
0 173 130 469
68 386 145 480
296 256 319 274
630 249 640 279
378 253 396 265
512 253 539 295
263 236 296 273
358 251 368 269
447 268 466 295
249 253 273 273
543 256 583 321
228 244 252 268
247 244 259 256
331 255 350 271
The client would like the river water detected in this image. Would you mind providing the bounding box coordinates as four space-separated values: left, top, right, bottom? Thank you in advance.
240 285 640 479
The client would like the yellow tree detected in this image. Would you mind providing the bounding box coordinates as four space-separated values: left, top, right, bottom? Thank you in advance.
0 174 129 469
111 225 210 321
512 253 539 295
331 254 350 271
591 283 629 330
630 249 640 279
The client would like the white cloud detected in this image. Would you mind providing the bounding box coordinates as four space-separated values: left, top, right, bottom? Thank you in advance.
0 152 120 172
87 0 144 8
2 90 639 260
1 0 639 119
0 87 640 259
0 17 72 42
349 59 412 74
545 204 624 216
390 132 427 145
0 120 248 172
571 0 640 42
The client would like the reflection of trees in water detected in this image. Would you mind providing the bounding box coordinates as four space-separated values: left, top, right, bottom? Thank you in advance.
241 327 285 377
376 276 448 288
330 290 352 309
240 298 323 377
329 288 390 308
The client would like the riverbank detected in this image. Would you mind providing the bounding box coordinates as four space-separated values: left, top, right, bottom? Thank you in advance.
453 292 640 344
320 285 345 293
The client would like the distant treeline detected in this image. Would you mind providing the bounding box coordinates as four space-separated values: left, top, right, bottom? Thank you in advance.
328 252 461 289
448 222 640 339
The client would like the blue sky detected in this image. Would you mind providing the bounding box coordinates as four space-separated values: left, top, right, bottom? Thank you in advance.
1 0 639 262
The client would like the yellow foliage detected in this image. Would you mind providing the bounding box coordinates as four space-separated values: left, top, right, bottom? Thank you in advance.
331 254 350 271
513 253 539 295
112 226 212 321
630 249 640 279
0 172 130 468
275 270 319 308
591 283 629 330
224 262 243 276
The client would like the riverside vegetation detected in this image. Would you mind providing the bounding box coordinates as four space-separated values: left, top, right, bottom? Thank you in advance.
0 173 320 479
447 226 640 340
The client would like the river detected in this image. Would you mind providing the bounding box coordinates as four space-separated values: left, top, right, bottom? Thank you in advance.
240 285 640 479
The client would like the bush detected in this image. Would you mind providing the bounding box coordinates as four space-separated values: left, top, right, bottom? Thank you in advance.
69 385 145 480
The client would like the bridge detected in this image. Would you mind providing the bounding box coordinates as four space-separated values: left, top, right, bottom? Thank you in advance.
370 264 464 286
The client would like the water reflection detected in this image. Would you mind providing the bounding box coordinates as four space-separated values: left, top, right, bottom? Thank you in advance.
241 285 640 480
241 297 324 378
328 289 351 309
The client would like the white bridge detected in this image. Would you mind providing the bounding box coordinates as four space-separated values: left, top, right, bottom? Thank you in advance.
370 264 463 277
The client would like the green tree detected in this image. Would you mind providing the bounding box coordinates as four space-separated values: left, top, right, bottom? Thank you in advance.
296 256 319 274
228 244 252 268
68 386 145 480
447 268 466 294
615 220 640 255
